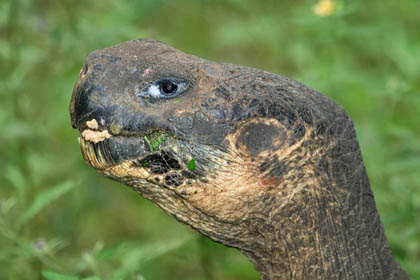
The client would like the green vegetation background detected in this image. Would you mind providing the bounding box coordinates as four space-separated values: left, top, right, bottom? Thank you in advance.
1 0 419 279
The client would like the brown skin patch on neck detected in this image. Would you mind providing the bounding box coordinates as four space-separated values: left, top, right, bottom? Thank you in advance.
183 118 319 224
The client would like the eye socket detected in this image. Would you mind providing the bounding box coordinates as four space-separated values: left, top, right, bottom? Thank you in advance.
138 77 189 99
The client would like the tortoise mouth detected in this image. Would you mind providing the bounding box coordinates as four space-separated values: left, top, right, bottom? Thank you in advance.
78 128 201 190
79 127 176 170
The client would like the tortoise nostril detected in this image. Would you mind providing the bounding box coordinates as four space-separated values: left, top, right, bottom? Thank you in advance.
81 64 89 76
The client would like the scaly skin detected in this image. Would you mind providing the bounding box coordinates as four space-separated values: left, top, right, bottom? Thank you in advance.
69 39 409 279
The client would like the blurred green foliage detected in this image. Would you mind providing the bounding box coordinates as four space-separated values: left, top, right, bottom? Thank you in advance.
0 0 419 279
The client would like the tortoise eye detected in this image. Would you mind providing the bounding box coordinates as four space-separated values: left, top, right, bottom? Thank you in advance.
138 77 189 99
160 80 178 95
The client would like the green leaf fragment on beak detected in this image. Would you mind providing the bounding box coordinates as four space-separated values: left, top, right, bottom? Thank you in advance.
144 136 152 151
187 159 196 171
144 134 168 152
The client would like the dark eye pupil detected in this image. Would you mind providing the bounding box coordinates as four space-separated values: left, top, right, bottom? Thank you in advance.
161 80 178 94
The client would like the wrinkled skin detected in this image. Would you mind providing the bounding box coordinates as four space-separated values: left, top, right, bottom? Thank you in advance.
70 39 409 280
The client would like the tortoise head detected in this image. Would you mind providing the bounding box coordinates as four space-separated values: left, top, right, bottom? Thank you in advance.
70 39 348 250
70 39 408 279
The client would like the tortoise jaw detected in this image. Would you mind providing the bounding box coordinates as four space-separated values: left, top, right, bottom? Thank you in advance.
78 127 200 192
79 135 116 170
79 130 148 170
78 125 180 171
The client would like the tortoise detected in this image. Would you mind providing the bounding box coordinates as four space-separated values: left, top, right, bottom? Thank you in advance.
69 39 409 279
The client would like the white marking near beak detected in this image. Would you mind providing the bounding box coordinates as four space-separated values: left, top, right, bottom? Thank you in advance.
86 119 99 130
82 118 111 143
81 129 111 144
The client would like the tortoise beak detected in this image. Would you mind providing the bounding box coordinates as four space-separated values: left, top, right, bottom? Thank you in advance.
70 62 148 168
69 50 181 170
78 133 149 170
70 63 88 130
69 62 109 131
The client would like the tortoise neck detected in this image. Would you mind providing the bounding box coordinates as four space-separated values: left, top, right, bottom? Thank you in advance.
239 171 408 280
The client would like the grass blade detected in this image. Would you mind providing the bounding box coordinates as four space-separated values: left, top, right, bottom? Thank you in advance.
18 181 75 226
42 271 79 280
